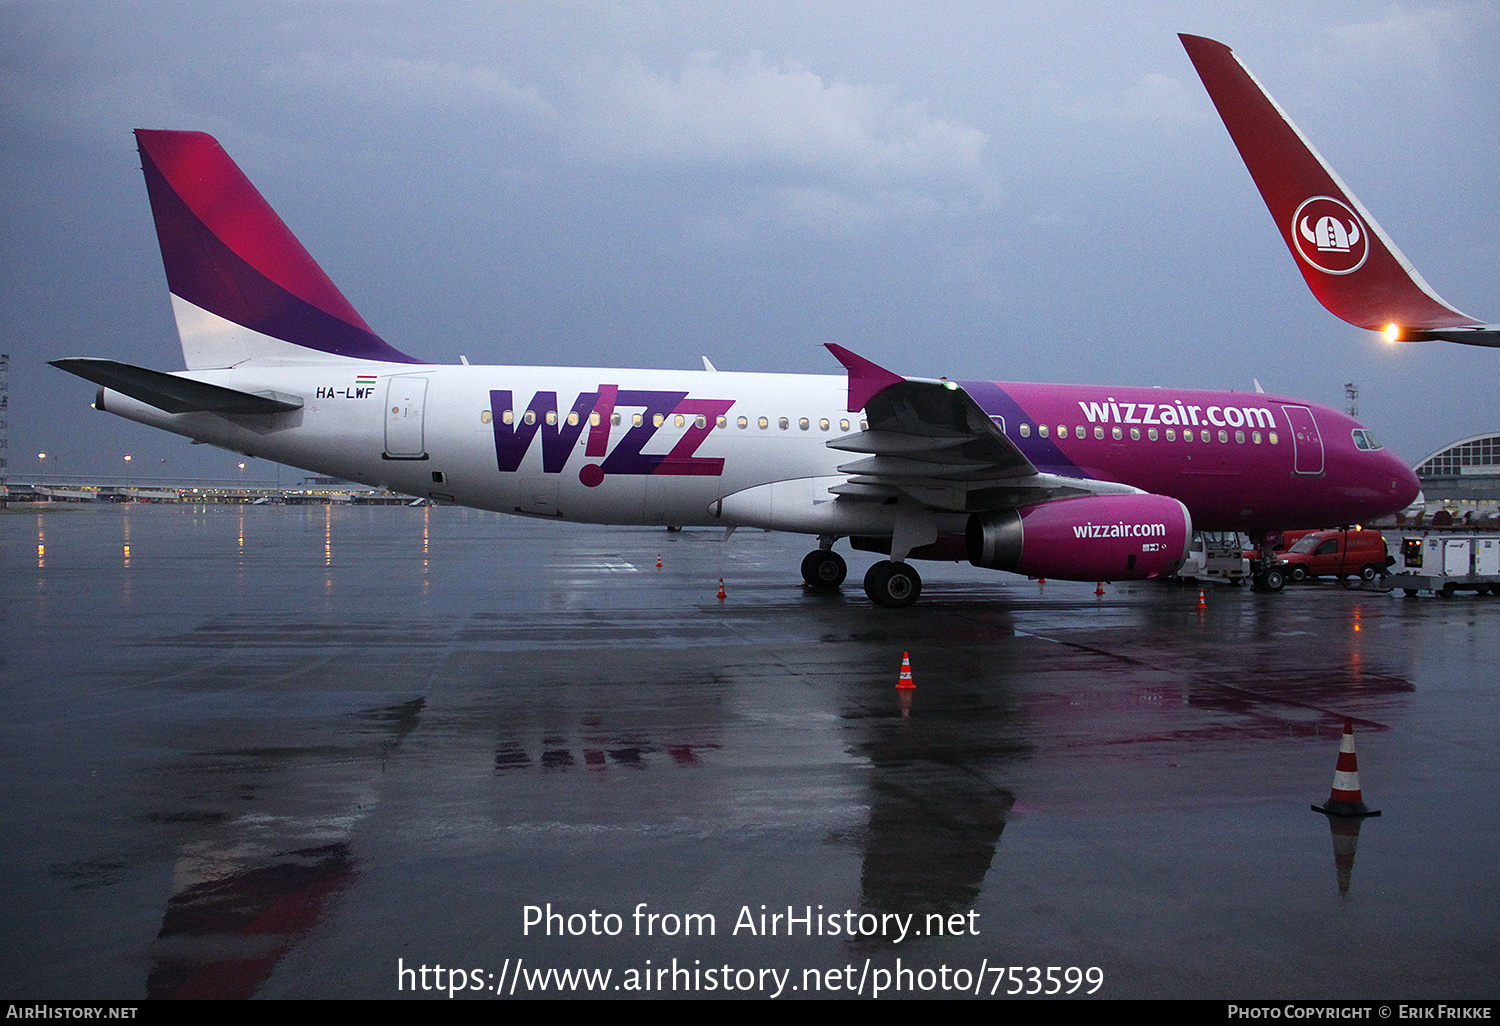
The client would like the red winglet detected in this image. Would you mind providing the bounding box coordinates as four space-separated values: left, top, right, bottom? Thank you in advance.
824 344 906 413
1179 34 1481 332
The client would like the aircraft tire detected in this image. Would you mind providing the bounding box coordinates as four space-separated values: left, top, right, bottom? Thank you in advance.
1261 567 1286 592
801 549 847 591
864 560 921 608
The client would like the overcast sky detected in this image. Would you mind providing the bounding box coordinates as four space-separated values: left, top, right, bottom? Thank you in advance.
3 1 1497 479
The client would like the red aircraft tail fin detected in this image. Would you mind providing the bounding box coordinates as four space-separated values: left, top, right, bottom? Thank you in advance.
1179 34 1495 344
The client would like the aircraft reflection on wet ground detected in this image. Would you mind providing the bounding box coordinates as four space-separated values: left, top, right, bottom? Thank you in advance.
2 504 1496 999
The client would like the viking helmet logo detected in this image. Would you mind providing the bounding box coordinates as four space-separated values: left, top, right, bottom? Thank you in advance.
1291 196 1369 275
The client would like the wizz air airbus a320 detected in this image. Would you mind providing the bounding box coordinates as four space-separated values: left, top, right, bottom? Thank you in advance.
53 106 1417 606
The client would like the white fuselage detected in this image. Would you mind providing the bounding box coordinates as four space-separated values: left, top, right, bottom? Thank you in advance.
100 361 897 534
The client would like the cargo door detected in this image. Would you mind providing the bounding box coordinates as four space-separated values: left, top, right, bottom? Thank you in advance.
1280 405 1324 475
384 376 428 459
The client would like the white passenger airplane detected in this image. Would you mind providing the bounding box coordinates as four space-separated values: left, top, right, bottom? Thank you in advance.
1179 33 1499 346
53 125 1418 605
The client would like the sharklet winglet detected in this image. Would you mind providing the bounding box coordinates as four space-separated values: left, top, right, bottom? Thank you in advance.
1179 34 1487 336
824 344 907 413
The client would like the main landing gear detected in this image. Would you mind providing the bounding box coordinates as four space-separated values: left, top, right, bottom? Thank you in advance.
800 549 848 591
863 560 922 608
797 543 921 608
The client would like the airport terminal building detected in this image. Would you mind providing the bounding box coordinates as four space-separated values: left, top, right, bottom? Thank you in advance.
1414 433 1500 511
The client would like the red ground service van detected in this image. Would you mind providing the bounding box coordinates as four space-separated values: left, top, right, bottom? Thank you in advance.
1272 529 1390 584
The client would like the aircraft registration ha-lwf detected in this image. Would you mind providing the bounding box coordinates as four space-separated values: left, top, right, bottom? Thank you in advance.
55 37 1435 607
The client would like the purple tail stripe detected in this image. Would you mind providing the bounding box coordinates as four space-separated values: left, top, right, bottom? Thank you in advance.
136 130 419 364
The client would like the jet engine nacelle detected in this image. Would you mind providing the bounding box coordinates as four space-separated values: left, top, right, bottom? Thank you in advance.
966 494 1192 581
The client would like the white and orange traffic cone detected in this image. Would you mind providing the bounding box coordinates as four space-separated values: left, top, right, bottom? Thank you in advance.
896 652 915 690
656 553 663 568
1313 718 1381 817
1095 581 1106 596
1197 587 1207 610
716 577 727 600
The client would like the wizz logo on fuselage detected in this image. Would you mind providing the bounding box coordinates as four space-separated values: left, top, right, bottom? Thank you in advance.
490 387 735 488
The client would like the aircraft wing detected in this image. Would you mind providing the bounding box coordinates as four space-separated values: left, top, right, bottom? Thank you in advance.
823 345 1136 513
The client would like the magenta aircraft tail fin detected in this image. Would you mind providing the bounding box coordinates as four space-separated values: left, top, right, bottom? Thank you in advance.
134 130 420 368
1179 34 1498 346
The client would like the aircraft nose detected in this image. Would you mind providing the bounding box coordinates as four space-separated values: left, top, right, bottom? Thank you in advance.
1388 451 1421 509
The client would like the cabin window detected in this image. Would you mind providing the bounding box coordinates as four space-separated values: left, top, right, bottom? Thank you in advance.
1038 425 1049 438
632 414 643 428
737 416 748 429
481 410 492 424
653 414 664 427
840 419 850 431
1148 428 1157 441
612 413 621 427
567 411 579 427
860 419 868 430
588 412 600 427
696 415 708 429
758 417 769 430
502 410 514 425
1235 430 1245 444
524 410 536 426
1094 426 1105 439
712 415 722 429
1075 426 1086 439
779 417 789 430
1268 432 1279 445
1252 431 1261 444
546 411 557 426
799 418 809 430
1165 429 1176 441
674 414 685 428
1130 427 1139 441
1218 429 1228 443
1020 424 1031 437
1112 426 1123 440
819 418 830 431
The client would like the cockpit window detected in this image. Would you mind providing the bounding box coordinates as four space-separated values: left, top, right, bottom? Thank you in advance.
1351 429 1384 451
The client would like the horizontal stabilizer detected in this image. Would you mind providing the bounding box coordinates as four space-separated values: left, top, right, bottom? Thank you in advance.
51 358 303 414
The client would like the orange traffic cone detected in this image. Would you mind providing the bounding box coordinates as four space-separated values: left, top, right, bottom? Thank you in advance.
1095 581 1106 596
656 553 663 568
1037 578 1046 585
896 652 915 690
1313 719 1381 817
1197 587 1207 610
716 577 727 600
